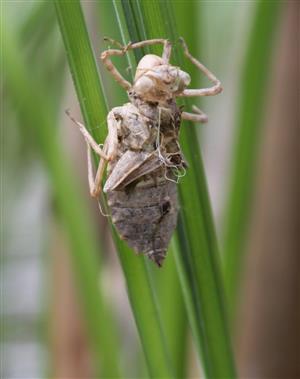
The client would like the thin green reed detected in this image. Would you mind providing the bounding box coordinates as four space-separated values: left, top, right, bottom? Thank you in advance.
118 1 236 378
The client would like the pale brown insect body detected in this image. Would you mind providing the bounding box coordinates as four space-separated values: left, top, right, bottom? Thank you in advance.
69 38 222 267
105 96 184 266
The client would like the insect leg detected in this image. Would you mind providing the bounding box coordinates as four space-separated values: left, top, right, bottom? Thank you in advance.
178 37 222 97
100 46 132 91
87 142 108 198
126 39 172 63
162 40 172 63
104 37 170 53
106 111 120 161
87 111 121 197
182 105 208 123
66 110 109 160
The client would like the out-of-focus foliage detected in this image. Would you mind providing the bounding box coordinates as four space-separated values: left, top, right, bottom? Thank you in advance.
222 1 282 317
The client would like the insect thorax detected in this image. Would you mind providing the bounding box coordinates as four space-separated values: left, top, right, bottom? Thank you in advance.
107 92 186 175
128 91 183 152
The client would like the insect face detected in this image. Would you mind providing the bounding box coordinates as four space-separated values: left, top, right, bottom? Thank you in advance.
133 54 191 101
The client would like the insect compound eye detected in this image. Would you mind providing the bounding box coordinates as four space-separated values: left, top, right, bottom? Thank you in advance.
180 71 191 86
134 76 154 96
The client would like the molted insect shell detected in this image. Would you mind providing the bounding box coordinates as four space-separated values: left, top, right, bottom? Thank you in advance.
77 38 222 266
105 98 184 267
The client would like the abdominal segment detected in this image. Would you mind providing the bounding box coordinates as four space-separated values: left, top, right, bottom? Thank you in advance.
107 177 178 267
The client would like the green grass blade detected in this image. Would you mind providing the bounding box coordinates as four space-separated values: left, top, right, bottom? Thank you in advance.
54 2 174 377
223 0 283 316
2 19 120 379
114 240 174 378
157 254 188 378
54 0 108 143
120 1 236 377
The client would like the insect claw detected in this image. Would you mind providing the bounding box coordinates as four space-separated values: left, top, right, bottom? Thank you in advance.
123 41 132 53
153 255 165 268
65 108 78 125
192 105 209 122
103 37 124 49
178 37 188 52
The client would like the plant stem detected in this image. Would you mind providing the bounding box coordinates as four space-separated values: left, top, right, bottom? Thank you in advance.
120 1 237 377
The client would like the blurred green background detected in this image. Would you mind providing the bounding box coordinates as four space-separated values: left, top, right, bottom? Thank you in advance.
2 1 299 378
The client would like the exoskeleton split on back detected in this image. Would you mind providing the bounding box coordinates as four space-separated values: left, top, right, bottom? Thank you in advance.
68 37 222 267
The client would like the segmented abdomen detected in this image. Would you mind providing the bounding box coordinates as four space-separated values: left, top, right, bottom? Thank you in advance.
107 177 178 267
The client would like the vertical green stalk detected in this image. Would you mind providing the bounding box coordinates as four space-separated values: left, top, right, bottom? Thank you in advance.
156 254 188 378
119 1 236 377
54 1 173 377
122 1 235 378
54 0 107 143
223 0 283 317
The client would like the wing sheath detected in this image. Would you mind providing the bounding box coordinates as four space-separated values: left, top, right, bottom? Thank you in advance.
103 150 162 192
